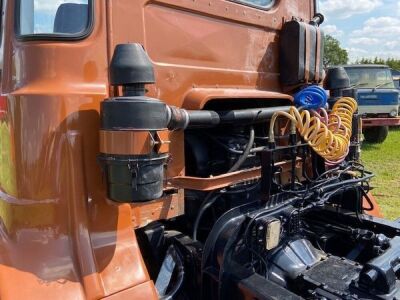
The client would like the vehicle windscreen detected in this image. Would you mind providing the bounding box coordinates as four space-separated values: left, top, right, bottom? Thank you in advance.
344 67 395 89
17 0 92 38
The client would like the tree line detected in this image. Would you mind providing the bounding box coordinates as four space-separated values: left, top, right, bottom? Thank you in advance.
355 58 400 70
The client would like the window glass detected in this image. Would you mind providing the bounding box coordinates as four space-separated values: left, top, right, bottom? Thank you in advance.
394 79 400 89
231 0 274 9
17 0 91 37
344 67 395 89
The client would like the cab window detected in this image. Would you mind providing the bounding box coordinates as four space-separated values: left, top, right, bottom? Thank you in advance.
16 0 92 39
230 0 274 9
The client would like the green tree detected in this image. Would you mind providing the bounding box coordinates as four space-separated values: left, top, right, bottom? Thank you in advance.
373 57 385 65
385 58 400 70
323 35 349 68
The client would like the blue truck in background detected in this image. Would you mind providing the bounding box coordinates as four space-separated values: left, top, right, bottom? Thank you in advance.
342 65 400 143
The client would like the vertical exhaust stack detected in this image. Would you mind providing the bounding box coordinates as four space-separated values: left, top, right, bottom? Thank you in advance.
99 44 170 203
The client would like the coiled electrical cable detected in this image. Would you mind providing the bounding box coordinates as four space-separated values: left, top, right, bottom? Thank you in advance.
269 97 358 165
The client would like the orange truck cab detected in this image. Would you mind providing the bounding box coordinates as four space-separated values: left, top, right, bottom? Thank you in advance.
0 1 398 299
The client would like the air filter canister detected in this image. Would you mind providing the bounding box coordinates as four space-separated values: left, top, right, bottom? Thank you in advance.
99 97 170 202
100 43 173 203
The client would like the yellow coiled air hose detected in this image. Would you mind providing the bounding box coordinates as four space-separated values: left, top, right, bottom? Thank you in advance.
269 97 358 165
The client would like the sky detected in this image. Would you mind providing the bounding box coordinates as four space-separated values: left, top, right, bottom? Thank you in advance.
320 0 400 62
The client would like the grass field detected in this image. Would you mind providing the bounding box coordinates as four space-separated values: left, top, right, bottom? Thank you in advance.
361 128 400 220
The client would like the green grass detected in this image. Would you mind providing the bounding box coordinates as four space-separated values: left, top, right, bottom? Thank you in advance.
361 128 400 220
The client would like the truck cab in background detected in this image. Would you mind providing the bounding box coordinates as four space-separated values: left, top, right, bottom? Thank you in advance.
342 65 400 143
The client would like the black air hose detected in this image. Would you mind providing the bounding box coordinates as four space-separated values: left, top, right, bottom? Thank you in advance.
158 246 185 300
192 191 222 241
192 126 256 241
168 106 292 130
361 188 375 212
192 182 260 241
228 126 255 173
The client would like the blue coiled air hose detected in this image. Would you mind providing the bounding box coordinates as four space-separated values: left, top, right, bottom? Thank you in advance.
294 85 328 110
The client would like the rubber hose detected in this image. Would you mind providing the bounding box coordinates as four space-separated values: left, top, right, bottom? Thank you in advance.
159 246 185 300
192 192 222 241
228 126 255 173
